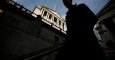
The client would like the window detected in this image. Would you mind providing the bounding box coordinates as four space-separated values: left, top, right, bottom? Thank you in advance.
49 14 52 19
43 11 47 16
62 23 64 30
54 17 57 23
59 20 61 26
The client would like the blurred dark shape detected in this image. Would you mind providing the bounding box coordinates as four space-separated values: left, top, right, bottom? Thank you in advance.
106 40 114 48
55 0 106 60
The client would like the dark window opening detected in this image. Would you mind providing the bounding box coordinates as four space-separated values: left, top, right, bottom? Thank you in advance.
62 23 64 30
43 11 47 16
54 17 57 23
59 20 61 25
49 14 52 19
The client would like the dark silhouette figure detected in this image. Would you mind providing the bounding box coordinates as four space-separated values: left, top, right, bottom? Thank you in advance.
55 0 106 60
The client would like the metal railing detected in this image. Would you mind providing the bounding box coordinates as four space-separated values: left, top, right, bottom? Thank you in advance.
22 44 62 60
7 0 37 16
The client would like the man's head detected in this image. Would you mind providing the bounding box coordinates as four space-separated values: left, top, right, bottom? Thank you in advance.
62 0 72 9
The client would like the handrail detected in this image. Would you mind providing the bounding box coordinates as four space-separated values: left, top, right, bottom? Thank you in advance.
22 44 62 60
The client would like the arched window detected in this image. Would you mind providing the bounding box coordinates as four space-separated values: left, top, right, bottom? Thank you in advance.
62 23 65 30
49 14 52 19
59 20 61 26
54 17 57 23
43 11 47 16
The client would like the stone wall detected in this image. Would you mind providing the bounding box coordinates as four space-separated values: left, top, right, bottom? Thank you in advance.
0 8 66 60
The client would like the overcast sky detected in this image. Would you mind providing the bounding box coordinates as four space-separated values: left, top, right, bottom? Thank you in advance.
13 0 110 19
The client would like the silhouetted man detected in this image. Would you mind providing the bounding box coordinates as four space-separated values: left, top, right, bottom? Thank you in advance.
55 0 106 60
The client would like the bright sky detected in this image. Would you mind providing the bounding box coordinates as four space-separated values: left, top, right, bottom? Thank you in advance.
13 0 110 19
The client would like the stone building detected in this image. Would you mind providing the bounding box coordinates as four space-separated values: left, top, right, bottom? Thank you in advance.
32 6 67 34
95 0 115 49
0 0 66 60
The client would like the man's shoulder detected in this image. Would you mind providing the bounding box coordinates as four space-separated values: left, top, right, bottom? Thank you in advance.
78 4 95 15
69 4 78 11
78 4 86 6
77 4 88 9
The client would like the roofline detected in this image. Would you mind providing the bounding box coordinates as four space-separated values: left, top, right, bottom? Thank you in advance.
42 6 65 22
1 0 67 36
96 0 111 17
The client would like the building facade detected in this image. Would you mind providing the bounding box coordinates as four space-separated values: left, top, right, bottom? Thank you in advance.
32 6 67 34
95 0 115 49
0 0 66 60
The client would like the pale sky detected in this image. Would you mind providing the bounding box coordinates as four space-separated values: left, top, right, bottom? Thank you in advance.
13 0 110 19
